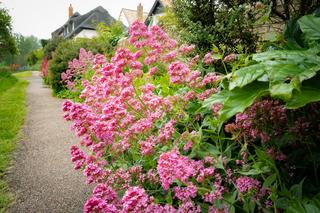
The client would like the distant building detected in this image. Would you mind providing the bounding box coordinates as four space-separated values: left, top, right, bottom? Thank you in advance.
118 3 148 27
146 0 172 27
52 4 116 39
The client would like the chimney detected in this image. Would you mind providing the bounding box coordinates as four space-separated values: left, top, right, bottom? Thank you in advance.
68 4 73 18
137 3 143 21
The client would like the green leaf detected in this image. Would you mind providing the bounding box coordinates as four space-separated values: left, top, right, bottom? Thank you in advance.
190 142 220 159
304 204 320 213
286 77 320 109
269 82 296 101
276 197 289 209
253 49 320 63
263 174 277 188
218 82 268 123
238 169 265 176
298 15 320 41
287 202 307 213
229 64 266 89
290 178 305 199
202 89 231 108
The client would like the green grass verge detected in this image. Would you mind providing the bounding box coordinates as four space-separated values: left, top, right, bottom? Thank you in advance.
0 72 18 95
0 73 29 211
13 71 33 78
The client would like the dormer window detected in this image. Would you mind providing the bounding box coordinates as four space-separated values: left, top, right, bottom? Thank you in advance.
68 21 74 34
64 26 67 35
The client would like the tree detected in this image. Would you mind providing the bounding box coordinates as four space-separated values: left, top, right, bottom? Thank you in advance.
27 49 43 66
170 0 320 54
40 39 49 48
13 34 41 66
43 36 65 60
0 6 17 61
263 0 320 22
171 0 265 53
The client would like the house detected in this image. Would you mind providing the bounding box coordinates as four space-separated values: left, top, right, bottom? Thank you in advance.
146 0 171 27
52 4 116 39
118 3 148 27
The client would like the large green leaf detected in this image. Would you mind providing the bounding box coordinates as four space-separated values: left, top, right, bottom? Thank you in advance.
203 82 268 124
218 82 268 123
286 86 320 109
253 49 320 64
284 17 305 49
269 82 296 101
229 48 320 90
229 64 266 89
298 15 320 42
286 76 320 109
202 89 231 108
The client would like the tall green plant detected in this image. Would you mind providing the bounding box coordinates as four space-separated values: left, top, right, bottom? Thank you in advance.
204 14 320 125
171 0 268 53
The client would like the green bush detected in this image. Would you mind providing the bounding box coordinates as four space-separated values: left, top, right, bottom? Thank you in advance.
0 70 17 94
48 22 124 94
43 36 65 60
48 38 102 94
171 0 268 54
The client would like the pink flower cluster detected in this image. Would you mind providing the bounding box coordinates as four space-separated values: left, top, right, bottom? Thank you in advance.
225 99 287 142
236 176 260 193
40 57 49 78
61 48 95 89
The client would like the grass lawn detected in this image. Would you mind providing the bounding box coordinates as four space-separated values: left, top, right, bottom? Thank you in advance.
13 71 33 78
0 71 29 211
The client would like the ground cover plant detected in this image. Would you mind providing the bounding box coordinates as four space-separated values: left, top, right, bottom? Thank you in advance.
62 14 320 213
0 71 29 211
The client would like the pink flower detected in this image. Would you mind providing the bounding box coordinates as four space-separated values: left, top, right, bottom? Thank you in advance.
83 163 105 184
158 120 176 142
203 52 215 64
157 149 196 190
149 67 158 75
177 201 201 213
162 51 177 62
146 204 177 213
139 136 157 155
202 73 221 86
223 53 237 63
236 176 260 193
212 103 222 115
93 184 117 202
122 187 149 212
147 169 159 184
84 197 118 213
174 184 197 201
178 44 196 55
183 141 193 151
70 145 87 169
168 61 190 84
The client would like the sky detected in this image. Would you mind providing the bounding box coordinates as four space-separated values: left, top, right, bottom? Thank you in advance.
1 0 155 39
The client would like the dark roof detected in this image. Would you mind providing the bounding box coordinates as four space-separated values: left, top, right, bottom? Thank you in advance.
147 0 164 18
52 6 116 38
146 0 171 18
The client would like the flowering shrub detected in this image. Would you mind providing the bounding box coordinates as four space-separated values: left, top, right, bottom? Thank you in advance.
62 21 278 212
59 48 95 100
61 48 94 89
63 19 320 212
40 58 49 80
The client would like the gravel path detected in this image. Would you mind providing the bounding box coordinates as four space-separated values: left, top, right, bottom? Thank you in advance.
7 72 90 213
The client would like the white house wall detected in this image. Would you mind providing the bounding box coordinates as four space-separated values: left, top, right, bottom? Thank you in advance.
74 29 97 39
119 12 129 27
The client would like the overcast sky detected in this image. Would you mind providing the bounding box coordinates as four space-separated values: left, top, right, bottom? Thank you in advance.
1 0 155 39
